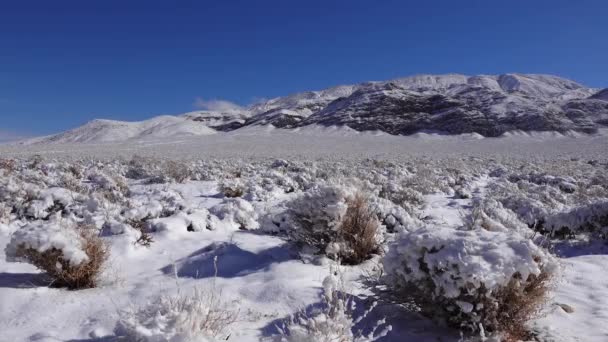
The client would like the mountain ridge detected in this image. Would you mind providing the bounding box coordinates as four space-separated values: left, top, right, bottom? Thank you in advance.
18 73 608 144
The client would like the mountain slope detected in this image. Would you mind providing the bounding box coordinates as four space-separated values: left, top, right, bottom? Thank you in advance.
24 73 608 144
25 116 216 144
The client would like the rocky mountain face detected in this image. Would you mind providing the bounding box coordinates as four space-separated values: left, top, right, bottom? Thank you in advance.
21 74 608 144
230 73 606 137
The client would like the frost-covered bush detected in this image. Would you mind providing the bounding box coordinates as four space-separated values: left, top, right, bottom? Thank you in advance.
163 160 193 183
219 178 245 198
383 226 556 339
5 222 108 289
378 181 424 214
116 258 237 342
284 184 352 250
210 198 259 230
463 198 530 235
0 158 16 173
275 274 391 342
87 168 130 203
542 200 608 238
115 287 237 342
284 184 383 263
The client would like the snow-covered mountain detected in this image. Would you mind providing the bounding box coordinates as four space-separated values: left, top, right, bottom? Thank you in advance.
23 73 608 144
23 116 216 145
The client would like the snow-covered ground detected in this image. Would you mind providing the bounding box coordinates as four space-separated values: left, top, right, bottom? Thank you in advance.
1 133 607 341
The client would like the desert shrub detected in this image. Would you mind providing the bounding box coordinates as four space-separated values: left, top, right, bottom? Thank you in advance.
219 178 245 198
542 201 608 238
285 184 383 264
58 173 86 194
0 158 16 173
125 155 155 180
333 193 381 265
163 160 192 183
463 198 530 235
5 222 108 289
275 273 391 342
87 169 130 203
210 198 259 230
378 182 425 213
28 154 44 169
126 219 154 247
115 258 237 341
383 226 556 340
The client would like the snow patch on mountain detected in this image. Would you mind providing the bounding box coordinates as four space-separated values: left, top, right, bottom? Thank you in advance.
24 116 216 144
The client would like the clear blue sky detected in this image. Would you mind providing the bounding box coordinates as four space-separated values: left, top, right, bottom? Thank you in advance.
1 0 607 137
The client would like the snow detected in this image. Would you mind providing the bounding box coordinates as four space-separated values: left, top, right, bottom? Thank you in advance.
5 220 90 266
384 226 556 298
0 134 607 341
22 115 217 144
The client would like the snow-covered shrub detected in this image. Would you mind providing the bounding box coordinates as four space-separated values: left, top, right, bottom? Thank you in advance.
542 201 608 238
26 187 77 220
275 273 391 342
463 198 530 235
0 158 16 173
210 198 259 230
115 258 237 341
5 222 108 289
383 226 556 339
284 184 352 251
87 169 130 203
284 184 383 264
369 196 422 233
378 181 424 214
163 160 192 183
125 155 155 180
219 178 245 198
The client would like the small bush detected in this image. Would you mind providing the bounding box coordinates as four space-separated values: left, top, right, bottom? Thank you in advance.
128 219 154 247
115 258 237 341
164 160 192 183
335 193 381 265
7 224 108 289
383 226 556 340
286 185 382 264
219 178 245 198
0 158 16 173
275 272 391 342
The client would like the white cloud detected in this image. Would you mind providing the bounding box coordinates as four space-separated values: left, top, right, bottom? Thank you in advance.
193 98 243 112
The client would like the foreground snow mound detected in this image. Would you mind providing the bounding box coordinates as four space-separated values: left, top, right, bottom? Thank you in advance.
384 226 557 337
5 221 89 266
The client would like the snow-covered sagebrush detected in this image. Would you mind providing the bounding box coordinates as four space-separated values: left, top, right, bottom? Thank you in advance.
383 226 557 337
275 274 391 342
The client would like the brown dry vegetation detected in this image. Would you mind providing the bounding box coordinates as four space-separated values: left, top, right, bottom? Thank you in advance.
338 193 380 265
15 229 108 289
397 269 552 341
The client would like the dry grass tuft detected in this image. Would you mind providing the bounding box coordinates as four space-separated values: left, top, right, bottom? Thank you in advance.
338 193 381 265
489 271 552 341
15 229 108 289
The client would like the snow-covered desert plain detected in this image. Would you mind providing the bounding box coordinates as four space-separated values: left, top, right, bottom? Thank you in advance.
1 74 608 342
